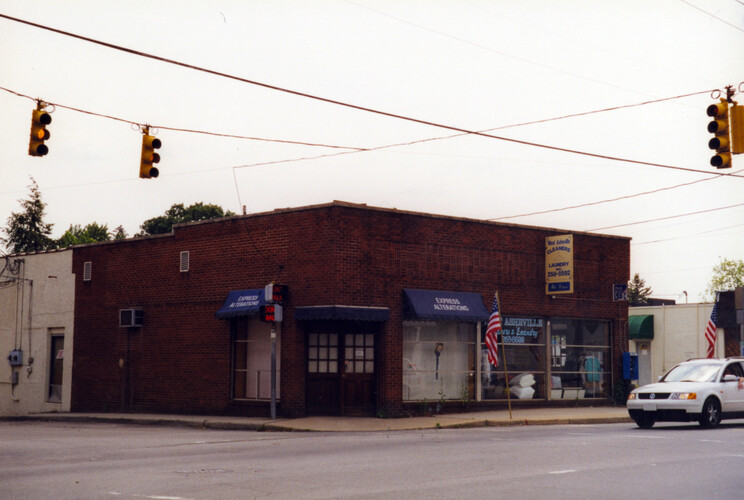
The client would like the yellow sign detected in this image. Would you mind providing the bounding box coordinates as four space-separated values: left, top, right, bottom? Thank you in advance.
546 234 573 294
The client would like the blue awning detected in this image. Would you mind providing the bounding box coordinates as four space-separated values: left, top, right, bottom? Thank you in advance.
295 305 389 322
216 289 266 319
403 288 489 322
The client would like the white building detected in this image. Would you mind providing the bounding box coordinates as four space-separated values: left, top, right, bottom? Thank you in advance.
0 250 74 415
628 303 721 387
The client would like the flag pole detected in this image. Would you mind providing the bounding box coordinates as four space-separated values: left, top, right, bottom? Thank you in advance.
496 292 513 419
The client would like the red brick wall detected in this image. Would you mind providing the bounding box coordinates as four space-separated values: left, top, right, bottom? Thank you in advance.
71 202 629 417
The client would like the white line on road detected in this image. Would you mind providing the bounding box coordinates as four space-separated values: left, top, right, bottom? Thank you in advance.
549 469 577 475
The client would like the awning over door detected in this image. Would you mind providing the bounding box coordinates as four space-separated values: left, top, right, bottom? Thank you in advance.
295 305 389 322
215 289 266 319
629 314 654 340
403 288 489 322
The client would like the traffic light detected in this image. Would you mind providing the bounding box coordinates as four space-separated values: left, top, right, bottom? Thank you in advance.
731 104 744 155
707 99 731 168
139 131 161 179
28 107 51 157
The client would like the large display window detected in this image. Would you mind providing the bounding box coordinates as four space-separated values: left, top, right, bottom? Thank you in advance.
403 314 611 403
549 318 610 399
231 317 280 400
403 321 476 401
481 317 545 400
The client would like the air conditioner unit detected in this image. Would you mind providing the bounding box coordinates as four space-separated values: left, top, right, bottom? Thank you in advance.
119 308 144 328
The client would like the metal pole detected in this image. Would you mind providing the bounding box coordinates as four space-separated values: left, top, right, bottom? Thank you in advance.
270 323 276 420
496 292 513 419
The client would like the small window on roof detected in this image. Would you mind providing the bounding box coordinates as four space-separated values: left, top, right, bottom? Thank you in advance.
180 251 189 273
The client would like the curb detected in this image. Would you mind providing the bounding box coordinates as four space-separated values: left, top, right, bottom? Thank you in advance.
1 413 633 432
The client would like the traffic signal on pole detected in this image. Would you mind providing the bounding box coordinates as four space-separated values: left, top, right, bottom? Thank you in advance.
28 108 51 157
707 99 731 168
139 132 161 179
731 104 744 155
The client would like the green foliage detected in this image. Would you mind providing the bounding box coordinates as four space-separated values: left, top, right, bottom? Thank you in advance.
2 177 55 254
138 202 236 236
57 222 112 248
113 225 128 240
704 257 744 300
627 273 652 305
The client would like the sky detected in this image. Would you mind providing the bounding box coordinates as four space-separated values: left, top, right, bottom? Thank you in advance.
1 0 743 302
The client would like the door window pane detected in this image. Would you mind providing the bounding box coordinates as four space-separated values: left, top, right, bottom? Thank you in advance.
308 333 339 374
48 335 64 403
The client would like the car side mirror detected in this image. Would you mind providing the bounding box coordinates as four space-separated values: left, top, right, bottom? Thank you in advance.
723 374 739 382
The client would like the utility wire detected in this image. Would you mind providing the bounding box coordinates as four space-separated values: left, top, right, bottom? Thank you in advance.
489 170 742 221
587 201 744 231
1 13 739 180
6 81 736 223
0 85 367 151
3 82 716 173
680 0 744 33
632 221 744 245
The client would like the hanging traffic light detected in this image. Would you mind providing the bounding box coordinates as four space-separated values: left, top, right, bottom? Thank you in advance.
731 104 744 155
28 107 52 157
707 99 731 168
139 130 161 179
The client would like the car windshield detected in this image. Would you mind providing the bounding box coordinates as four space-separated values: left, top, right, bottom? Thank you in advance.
661 363 721 383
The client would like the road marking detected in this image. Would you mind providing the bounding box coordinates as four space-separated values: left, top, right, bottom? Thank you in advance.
549 469 577 475
108 494 192 500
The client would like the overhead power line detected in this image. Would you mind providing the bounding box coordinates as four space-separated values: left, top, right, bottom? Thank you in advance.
0 85 367 151
680 0 744 33
587 201 744 231
489 169 742 221
1 13 739 180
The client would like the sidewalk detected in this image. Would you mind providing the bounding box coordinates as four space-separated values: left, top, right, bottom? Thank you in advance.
6 406 632 432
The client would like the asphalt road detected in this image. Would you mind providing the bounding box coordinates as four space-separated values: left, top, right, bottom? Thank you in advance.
2 420 744 499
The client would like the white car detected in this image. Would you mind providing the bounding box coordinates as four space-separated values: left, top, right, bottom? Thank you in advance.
627 357 744 429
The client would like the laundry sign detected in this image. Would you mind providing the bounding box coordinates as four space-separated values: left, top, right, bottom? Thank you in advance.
545 234 573 295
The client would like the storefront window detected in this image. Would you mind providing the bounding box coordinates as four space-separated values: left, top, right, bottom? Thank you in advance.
481 317 545 400
549 318 610 399
232 317 280 400
403 321 475 401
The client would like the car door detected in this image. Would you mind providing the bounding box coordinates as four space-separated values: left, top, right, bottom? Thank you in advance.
719 362 744 413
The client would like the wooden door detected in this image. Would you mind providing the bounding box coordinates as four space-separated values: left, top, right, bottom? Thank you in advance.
306 330 377 416
341 333 376 416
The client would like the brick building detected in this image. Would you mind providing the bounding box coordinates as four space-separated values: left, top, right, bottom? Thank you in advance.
71 202 630 418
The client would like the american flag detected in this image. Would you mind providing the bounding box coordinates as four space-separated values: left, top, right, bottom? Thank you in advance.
485 294 501 367
705 303 719 359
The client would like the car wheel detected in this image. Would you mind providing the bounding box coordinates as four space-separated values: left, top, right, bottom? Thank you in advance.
698 397 722 428
633 411 656 429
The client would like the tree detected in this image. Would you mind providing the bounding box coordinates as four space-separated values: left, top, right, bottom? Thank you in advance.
704 258 744 300
2 177 55 254
138 202 235 236
113 225 128 240
627 273 653 305
56 222 112 248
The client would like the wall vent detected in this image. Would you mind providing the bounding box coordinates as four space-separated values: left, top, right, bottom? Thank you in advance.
83 261 92 281
180 251 190 272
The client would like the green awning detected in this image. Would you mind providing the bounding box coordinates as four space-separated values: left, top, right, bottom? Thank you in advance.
629 315 654 340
